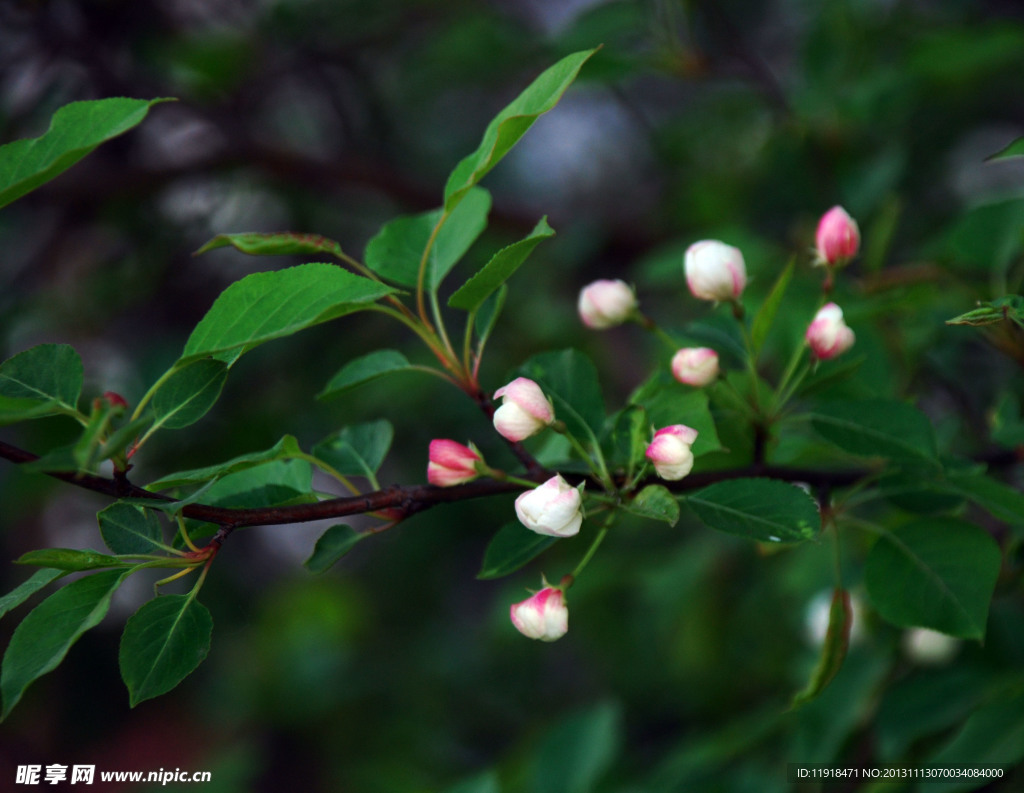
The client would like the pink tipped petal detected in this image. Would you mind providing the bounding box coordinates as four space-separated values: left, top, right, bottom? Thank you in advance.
815 206 860 267
510 587 568 641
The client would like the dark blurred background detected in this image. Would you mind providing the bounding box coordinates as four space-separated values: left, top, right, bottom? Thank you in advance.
2 1 1024 791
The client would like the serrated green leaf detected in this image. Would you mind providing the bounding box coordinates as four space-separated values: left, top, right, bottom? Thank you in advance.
311 420 393 479
15 548 131 571
194 231 345 258
624 485 680 526
119 595 213 707
365 188 490 289
151 358 229 430
318 349 413 400
146 435 303 491
200 459 314 508
98 503 165 555
0 569 64 621
448 216 555 311
0 98 172 210
864 518 1001 639
474 285 507 345
0 344 82 416
519 348 604 440
477 521 559 580
751 259 794 354
182 264 396 365
687 478 820 543
809 399 939 463
304 525 364 573
1 569 129 719
443 48 598 211
628 370 722 457
791 588 852 708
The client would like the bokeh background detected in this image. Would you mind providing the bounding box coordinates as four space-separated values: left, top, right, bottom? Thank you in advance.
1 1 1023 791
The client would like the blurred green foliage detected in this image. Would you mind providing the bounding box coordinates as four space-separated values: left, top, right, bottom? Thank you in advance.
1 1 1023 791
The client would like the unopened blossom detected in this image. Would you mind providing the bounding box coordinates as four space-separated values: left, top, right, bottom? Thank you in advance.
671 347 719 387
577 279 638 329
515 474 584 537
427 439 482 487
805 303 855 360
493 377 554 442
684 240 747 302
646 424 699 481
903 628 959 665
510 586 568 641
815 206 860 267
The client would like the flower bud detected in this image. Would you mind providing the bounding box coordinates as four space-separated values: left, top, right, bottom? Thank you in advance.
515 474 584 537
493 377 555 442
577 279 638 329
427 439 482 487
684 240 747 302
805 303 855 360
815 206 860 267
902 628 959 665
102 391 129 410
645 424 698 481
671 347 719 387
510 586 568 641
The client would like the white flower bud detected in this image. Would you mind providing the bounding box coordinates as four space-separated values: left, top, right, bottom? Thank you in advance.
493 377 555 442
645 425 698 481
671 347 719 387
805 302 855 360
510 587 568 641
514 474 584 537
684 240 747 302
577 279 637 329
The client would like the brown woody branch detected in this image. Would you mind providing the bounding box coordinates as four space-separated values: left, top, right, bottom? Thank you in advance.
0 438 869 536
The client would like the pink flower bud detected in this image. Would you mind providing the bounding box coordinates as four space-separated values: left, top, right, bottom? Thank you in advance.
427 439 482 487
815 206 860 267
645 424 698 481
806 302 855 360
577 279 638 329
671 347 719 387
510 586 568 641
684 240 747 302
103 391 129 410
493 377 554 442
514 474 584 537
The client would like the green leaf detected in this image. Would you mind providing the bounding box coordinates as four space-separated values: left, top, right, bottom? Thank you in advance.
0 344 83 416
304 525 364 574
809 399 939 463
925 691 1024 791
477 521 559 580
311 420 393 479
98 503 165 555
0 98 172 210
750 259 795 354
0 569 63 621
532 701 620 793
791 588 852 708
15 548 131 571
519 348 605 440
687 478 820 543
474 285 507 348
364 188 490 289
1 569 128 719
946 471 1024 531
195 231 345 258
146 435 303 491
119 595 213 707
318 350 413 400
628 370 722 457
201 459 314 508
150 358 229 430
878 473 967 515
448 216 555 311
946 295 1024 327
182 264 396 365
624 485 680 526
443 48 598 212
986 136 1024 161
444 770 500 793
864 518 1001 640
0 396 70 425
